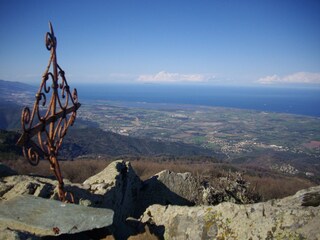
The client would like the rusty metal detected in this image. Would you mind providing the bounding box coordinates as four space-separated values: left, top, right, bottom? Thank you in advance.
17 22 81 202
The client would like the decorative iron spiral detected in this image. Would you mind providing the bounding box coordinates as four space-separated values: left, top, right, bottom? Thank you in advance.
45 30 56 51
23 146 40 166
21 107 31 132
19 23 80 163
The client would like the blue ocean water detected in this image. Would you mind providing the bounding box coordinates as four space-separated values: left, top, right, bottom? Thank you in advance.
77 84 320 117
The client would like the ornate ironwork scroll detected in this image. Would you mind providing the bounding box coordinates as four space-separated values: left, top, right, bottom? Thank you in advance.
17 22 81 202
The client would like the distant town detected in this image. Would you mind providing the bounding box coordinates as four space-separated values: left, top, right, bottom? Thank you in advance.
79 100 320 163
1 79 320 178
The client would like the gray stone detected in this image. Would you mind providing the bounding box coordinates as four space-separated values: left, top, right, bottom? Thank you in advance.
1 175 57 201
140 185 320 240
134 170 198 217
83 160 142 239
137 169 260 212
2 160 319 239
0 181 13 198
84 160 142 213
0 195 114 236
199 171 261 205
1 175 56 200
152 170 200 203
0 175 102 207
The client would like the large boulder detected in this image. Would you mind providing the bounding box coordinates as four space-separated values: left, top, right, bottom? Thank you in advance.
140 185 320 240
200 171 261 205
0 174 100 206
1 160 318 239
148 170 201 203
83 159 142 213
83 160 142 239
135 169 260 216
0 195 114 237
134 170 199 218
0 175 57 201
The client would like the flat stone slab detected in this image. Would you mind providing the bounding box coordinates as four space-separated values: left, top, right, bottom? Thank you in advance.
0 195 114 236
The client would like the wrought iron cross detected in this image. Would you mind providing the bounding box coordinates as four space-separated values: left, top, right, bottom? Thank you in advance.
17 22 81 202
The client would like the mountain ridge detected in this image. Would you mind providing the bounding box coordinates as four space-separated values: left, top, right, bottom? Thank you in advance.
0 127 220 161
61 127 219 158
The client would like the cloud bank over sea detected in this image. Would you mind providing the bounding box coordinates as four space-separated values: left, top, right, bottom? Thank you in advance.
258 72 320 85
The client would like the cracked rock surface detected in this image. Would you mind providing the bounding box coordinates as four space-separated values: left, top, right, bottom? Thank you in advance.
1 161 319 239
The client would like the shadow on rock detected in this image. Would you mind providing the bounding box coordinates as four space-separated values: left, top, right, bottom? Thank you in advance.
82 160 199 239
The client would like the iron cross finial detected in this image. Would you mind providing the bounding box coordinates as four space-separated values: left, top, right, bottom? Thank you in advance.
17 22 81 202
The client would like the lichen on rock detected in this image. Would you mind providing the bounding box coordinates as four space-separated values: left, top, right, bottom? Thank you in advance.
0 161 319 239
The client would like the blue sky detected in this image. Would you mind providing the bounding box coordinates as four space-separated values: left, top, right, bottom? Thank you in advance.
0 0 319 86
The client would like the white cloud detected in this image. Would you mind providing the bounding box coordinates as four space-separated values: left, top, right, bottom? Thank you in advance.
257 74 280 84
137 71 214 83
258 72 320 85
282 72 320 83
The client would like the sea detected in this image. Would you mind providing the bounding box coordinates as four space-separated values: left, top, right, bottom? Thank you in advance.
76 84 320 117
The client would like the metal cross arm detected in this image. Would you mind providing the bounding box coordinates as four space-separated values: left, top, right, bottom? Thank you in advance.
16 22 81 202
17 102 81 147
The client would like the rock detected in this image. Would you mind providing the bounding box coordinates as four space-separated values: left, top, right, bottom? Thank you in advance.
1 160 318 239
137 169 260 209
0 175 56 200
0 163 17 178
152 170 200 203
83 160 200 238
84 160 141 196
83 160 142 239
0 181 13 197
0 161 141 238
200 171 261 205
134 170 198 218
0 174 102 207
0 195 114 236
301 192 320 207
140 186 320 240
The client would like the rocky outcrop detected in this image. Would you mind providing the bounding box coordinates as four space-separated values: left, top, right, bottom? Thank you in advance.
83 160 142 238
136 168 260 215
201 172 261 205
1 160 319 239
0 174 101 206
140 186 320 240
0 195 114 237
148 170 200 203
1 175 57 201
134 170 199 217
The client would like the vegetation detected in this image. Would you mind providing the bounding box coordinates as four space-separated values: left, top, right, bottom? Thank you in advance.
0 103 21 130
0 128 317 201
60 127 217 159
0 129 21 160
0 80 318 202
1 157 315 201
